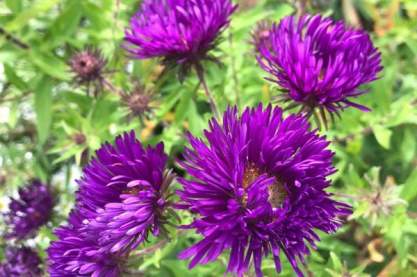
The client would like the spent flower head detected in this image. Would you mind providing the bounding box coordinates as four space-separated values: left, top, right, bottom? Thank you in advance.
69 47 107 96
354 168 407 226
121 83 155 118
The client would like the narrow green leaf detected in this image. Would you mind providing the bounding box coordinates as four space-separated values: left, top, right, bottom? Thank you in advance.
4 63 28 90
81 1 111 30
5 0 60 31
345 164 366 188
370 62 396 113
329 252 343 271
29 50 69 80
33 160 48 182
52 147 81 164
401 128 416 165
175 91 192 124
187 99 205 136
156 88 182 118
45 1 83 48
35 78 53 144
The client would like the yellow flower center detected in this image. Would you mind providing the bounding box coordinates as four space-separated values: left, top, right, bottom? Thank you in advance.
242 163 287 208
123 187 141 195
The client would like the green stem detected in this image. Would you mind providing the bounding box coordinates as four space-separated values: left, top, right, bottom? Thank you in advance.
194 64 219 118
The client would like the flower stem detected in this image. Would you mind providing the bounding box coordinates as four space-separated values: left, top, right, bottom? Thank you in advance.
195 64 220 119
0 27 29 49
228 30 240 107
135 239 168 256
296 0 307 17
102 78 123 96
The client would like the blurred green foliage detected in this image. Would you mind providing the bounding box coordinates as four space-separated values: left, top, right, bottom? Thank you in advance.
0 0 416 276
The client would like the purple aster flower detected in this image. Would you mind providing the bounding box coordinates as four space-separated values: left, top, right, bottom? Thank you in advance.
48 211 122 277
76 131 175 254
4 180 54 240
177 105 351 277
48 131 175 276
256 15 382 120
0 246 42 276
124 0 237 79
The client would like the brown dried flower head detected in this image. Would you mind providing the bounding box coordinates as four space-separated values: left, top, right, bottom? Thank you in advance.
69 47 107 95
0 174 6 186
121 84 154 118
360 169 407 226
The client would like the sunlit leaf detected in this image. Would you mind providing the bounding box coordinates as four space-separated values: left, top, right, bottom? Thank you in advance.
372 125 392 149
34 77 53 145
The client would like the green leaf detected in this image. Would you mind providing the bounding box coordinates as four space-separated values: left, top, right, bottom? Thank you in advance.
386 96 417 127
87 135 101 151
345 135 363 155
370 62 396 114
382 206 408 245
318 230 357 254
187 99 205 136
8 102 19 128
33 149 49 182
372 125 392 149
5 0 22 13
81 1 111 30
175 90 192 124
344 164 367 188
29 50 69 80
45 1 83 48
329 252 343 271
52 147 81 164
4 63 28 90
5 0 60 31
400 169 417 202
38 225 56 250
60 121 76 135
156 87 182 118
400 128 416 165
350 201 370 220
34 78 53 145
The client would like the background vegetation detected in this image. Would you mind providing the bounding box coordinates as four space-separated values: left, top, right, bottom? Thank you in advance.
0 0 416 276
